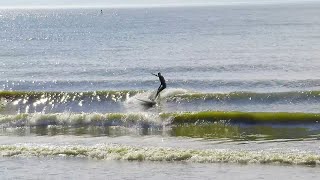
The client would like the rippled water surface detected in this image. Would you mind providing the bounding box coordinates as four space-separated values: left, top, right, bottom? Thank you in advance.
1 2 320 179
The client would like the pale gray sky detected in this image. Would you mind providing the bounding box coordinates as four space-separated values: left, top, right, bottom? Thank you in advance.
0 0 317 8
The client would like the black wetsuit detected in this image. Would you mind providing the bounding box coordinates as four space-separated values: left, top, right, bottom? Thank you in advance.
155 74 166 99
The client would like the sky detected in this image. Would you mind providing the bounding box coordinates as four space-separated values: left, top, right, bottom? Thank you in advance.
0 0 317 8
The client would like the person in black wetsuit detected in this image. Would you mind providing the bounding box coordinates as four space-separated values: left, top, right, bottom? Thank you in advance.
152 72 166 99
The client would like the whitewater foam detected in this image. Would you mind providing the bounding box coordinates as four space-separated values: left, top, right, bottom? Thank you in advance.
1 143 319 166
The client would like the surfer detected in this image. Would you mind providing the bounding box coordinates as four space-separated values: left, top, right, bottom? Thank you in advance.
152 72 166 100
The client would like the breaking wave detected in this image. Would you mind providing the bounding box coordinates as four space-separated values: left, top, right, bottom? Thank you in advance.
1 143 319 166
1 111 320 128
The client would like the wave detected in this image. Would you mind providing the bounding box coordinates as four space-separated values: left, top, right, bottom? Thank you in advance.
2 79 320 92
171 111 320 124
0 112 163 128
1 89 320 118
1 143 319 166
0 90 141 113
1 111 320 128
1 89 320 103
1 111 320 139
0 90 140 101
167 90 320 103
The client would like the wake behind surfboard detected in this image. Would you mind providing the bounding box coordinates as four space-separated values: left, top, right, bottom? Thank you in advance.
136 98 157 106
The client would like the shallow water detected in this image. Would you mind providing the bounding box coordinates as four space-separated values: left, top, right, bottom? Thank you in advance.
2 158 320 180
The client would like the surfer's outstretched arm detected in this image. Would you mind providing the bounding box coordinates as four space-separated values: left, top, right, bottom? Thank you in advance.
151 73 158 77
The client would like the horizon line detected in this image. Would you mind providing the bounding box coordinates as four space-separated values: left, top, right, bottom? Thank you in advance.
0 1 318 10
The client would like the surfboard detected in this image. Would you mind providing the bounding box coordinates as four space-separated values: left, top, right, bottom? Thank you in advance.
136 98 156 106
